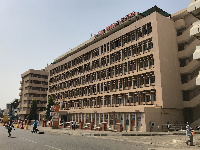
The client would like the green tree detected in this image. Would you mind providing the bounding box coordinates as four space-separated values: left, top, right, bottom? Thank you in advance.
11 98 19 116
45 96 55 121
11 99 19 109
28 99 38 120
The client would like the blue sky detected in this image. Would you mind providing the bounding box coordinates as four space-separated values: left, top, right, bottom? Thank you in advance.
0 0 190 109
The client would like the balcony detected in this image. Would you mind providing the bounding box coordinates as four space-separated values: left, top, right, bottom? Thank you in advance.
178 39 200 59
23 90 47 94
193 46 200 59
24 76 48 82
177 26 192 44
21 103 29 108
23 96 47 101
18 110 30 115
190 21 200 37
196 71 200 85
181 77 196 90
183 94 200 108
37 104 47 108
180 59 200 74
187 0 200 18
174 19 186 30
26 83 48 88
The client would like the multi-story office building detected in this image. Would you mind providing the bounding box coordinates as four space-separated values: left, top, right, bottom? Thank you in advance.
46 5 200 132
18 69 48 120
185 0 200 127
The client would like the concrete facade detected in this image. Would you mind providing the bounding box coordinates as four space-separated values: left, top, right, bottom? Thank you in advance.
44 5 200 132
18 69 48 120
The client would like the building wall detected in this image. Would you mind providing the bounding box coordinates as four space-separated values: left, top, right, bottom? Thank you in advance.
18 69 48 120
154 12 183 109
46 8 200 131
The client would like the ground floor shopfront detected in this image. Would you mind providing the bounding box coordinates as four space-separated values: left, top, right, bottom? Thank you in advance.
58 106 183 132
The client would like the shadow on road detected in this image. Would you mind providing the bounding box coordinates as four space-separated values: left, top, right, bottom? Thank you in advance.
10 137 17 138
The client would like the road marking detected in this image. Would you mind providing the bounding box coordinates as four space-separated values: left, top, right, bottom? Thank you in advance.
15 135 61 150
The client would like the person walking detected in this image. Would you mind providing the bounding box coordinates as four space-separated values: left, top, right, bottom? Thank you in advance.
73 120 76 130
32 120 38 133
6 120 14 137
186 122 193 146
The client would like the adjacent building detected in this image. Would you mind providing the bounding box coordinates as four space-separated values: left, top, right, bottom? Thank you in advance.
18 69 48 120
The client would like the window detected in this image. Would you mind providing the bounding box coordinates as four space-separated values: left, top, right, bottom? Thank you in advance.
152 93 156 101
150 76 155 83
134 96 138 103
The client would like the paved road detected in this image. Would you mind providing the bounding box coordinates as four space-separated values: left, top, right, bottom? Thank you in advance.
0 126 149 150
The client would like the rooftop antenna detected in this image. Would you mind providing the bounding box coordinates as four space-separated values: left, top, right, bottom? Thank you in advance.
91 31 92 37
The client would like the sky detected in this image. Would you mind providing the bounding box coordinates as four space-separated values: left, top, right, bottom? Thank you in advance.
0 0 190 109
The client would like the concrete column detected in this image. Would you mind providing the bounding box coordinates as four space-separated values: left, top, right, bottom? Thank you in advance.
135 113 137 131
81 113 83 122
108 113 110 126
65 103 67 109
93 98 95 108
103 96 105 107
75 114 77 122
123 113 126 131
84 113 86 124
103 113 105 122
91 113 93 123
128 112 131 131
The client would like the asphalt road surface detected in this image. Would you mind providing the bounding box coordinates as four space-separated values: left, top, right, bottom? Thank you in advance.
0 126 149 150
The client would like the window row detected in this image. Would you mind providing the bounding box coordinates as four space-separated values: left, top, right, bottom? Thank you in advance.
56 90 156 110
49 55 154 89
49 72 155 99
50 23 153 76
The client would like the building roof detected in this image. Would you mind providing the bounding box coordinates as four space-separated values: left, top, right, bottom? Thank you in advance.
140 5 171 17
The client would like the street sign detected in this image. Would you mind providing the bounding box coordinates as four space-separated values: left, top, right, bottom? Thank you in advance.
50 112 59 116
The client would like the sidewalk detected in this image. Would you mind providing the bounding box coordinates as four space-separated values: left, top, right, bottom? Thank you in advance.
31 125 200 136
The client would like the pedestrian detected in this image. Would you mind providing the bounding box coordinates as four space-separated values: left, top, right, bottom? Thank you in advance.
32 120 38 133
73 120 76 130
185 122 193 146
6 120 14 137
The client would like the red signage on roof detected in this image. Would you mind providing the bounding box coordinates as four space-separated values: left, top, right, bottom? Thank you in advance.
94 11 135 38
